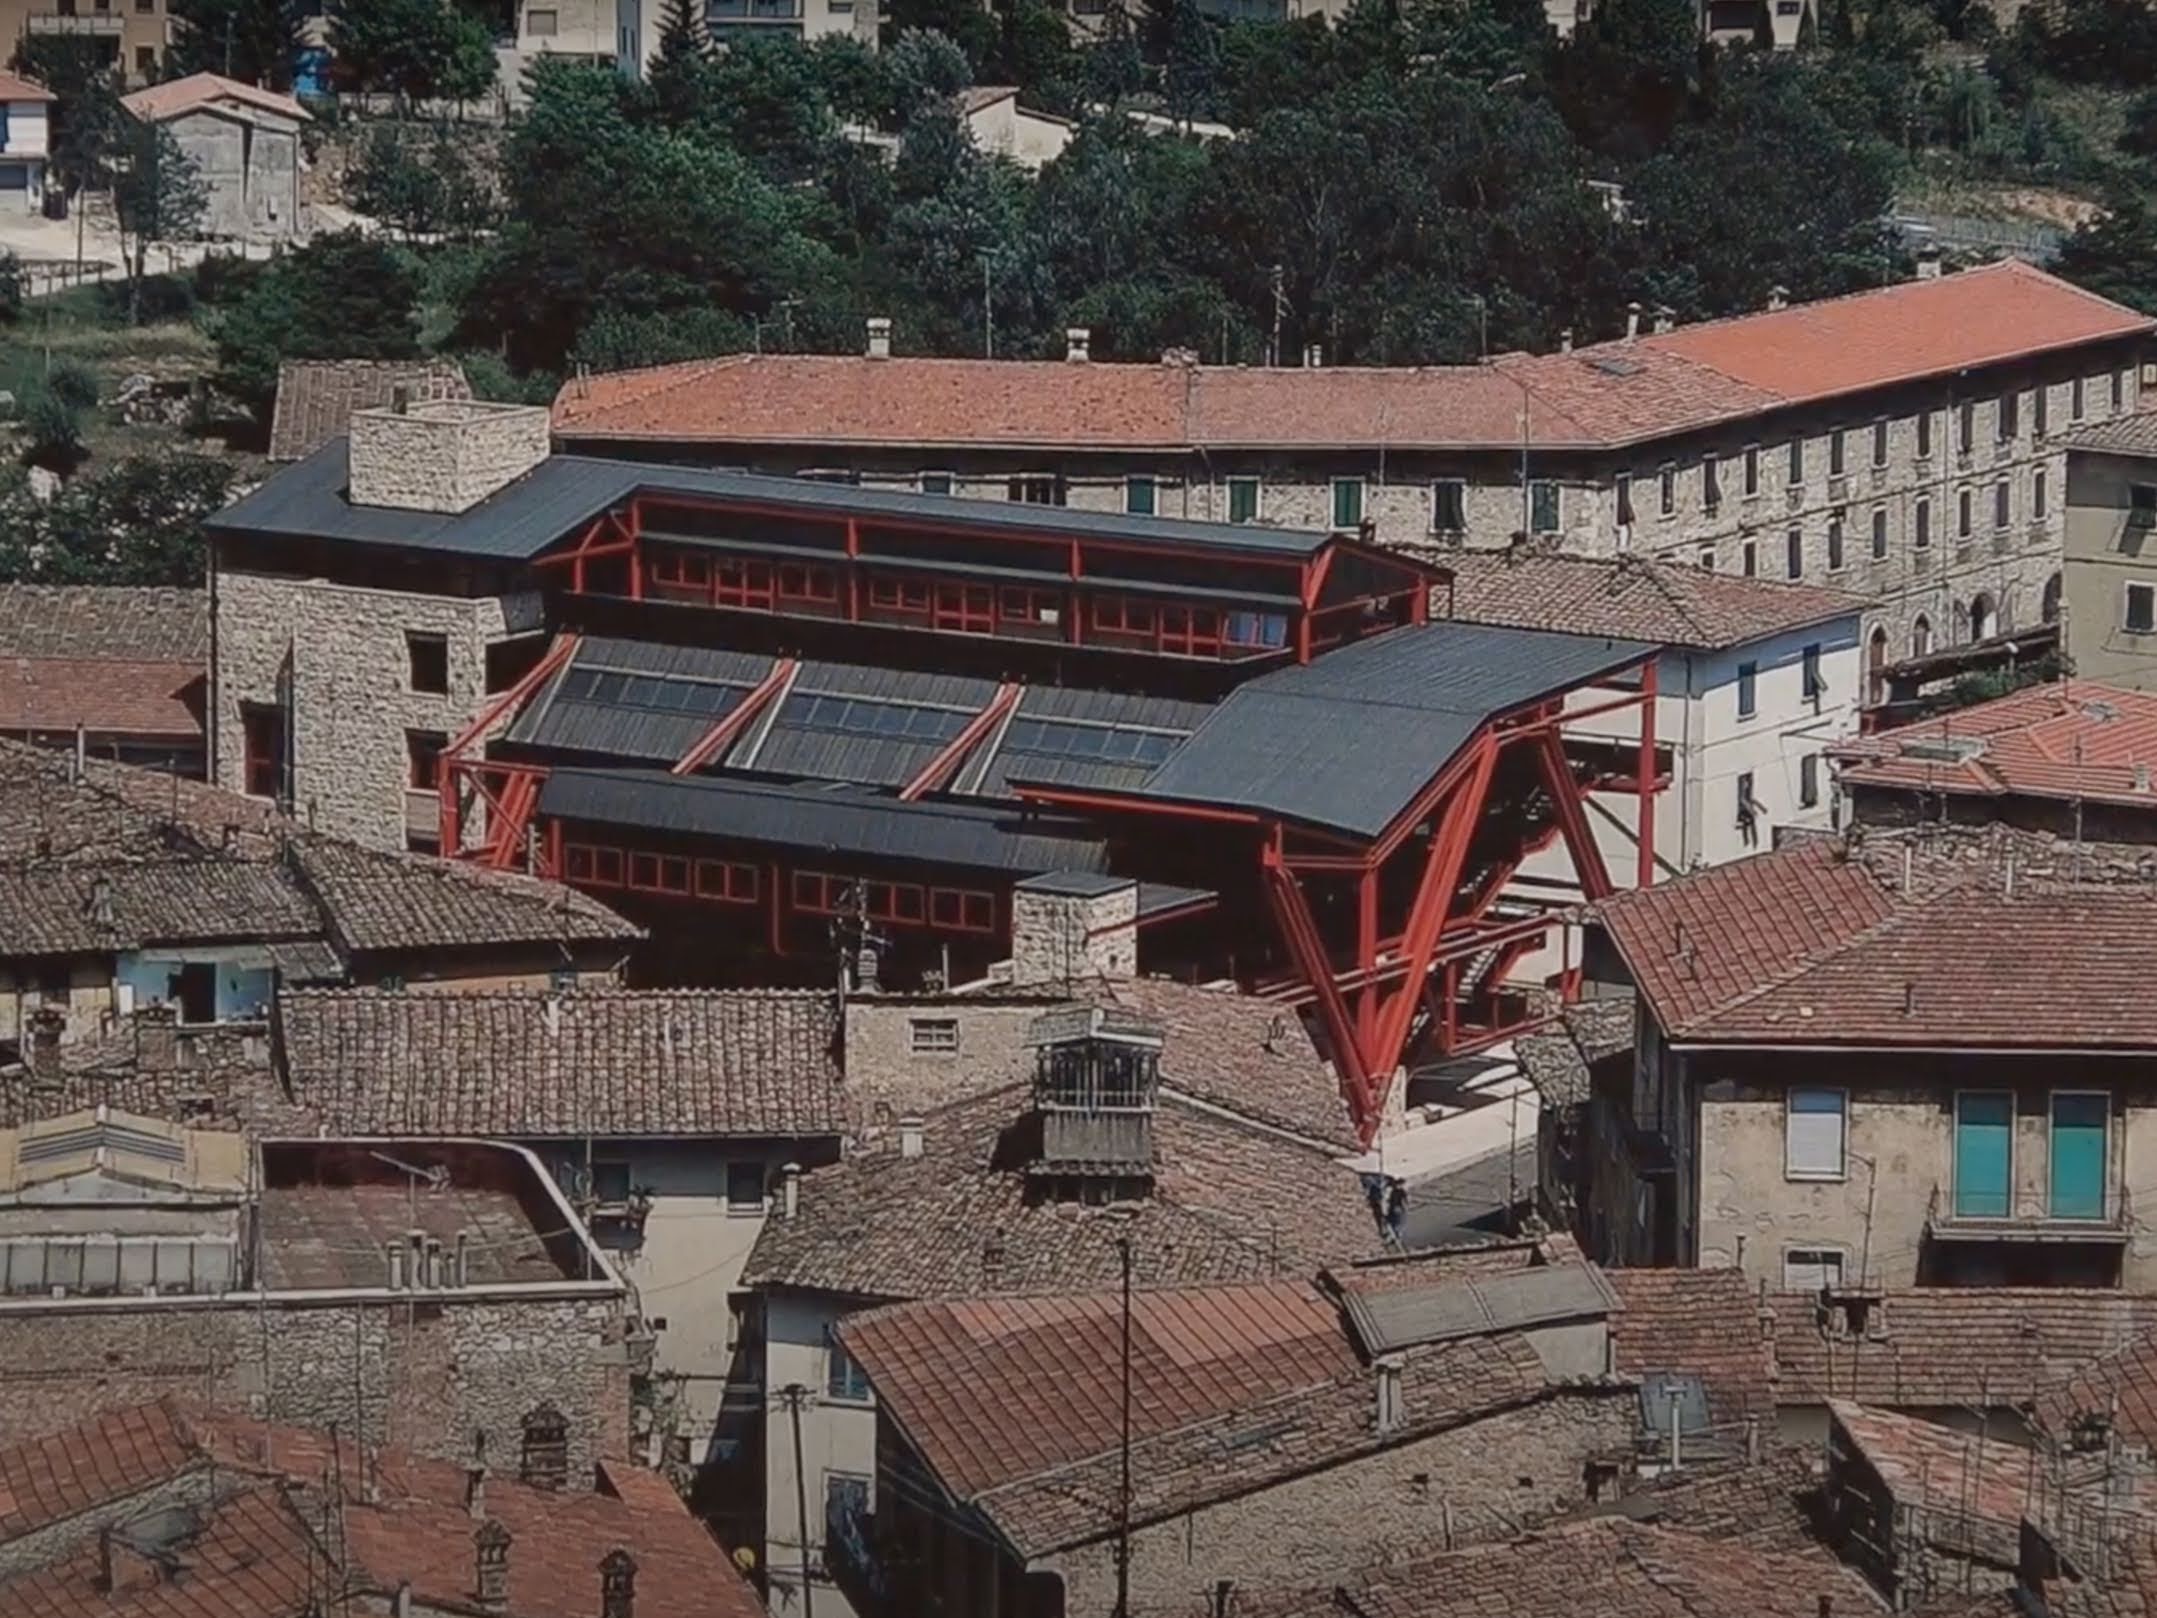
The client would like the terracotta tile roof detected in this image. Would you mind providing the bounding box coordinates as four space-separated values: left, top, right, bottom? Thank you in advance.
1182 1515 1876 1618
0 1400 197 1545
267 359 471 463
2068 410 2157 458
121 72 308 125
0 73 55 103
1608 1268 1775 1430
1515 998 1634 1109
286 836 639 953
843 1281 1555 1556
0 738 275 866
0 1402 762 1618
1596 827 2157 1048
0 858 320 956
0 588 205 662
1588 1446 1827 1555
2031 1326 2157 1452
1108 977 1356 1149
553 264 2150 454
0 1016 309 1132
741 1082 1386 1300
275 986 843 1138
253 1177 571 1288
0 658 204 742
1833 682 2157 812
1439 552 1862 651
1830 1400 2033 1532
1769 1287 2157 1407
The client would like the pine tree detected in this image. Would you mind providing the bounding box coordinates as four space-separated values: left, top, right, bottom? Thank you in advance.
646 0 712 124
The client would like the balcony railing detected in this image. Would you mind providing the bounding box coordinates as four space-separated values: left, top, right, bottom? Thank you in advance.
1925 1182 2134 1243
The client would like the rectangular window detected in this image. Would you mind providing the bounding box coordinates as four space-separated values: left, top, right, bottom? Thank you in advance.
918 471 953 496
694 859 758 904
1802 643 1823 701
1226 477 1260 524
1702 454 1721 511
2115 369 2129 412
2050 1093 2109 1221
1789 437 1805 485
2127 583 2155 634
1954 1091 2014 1218
1124 475 1156 517
1740 540 1756 578
1736 660 1758 719
1782 1247 1845 1292
2034 469 2048 520
1916 411 1932 459
2034 386 2048 438
405 729 447 792
241 702 285 801
1800 752 1820 809
1743 445 1760 496
1331 478 1364 529
725 1160 766 1214
1871 507 1888 559
1829 429 1846 477
1995 480 2012 530
2135 483 2157 524
1872 418 1889 468
1827 515 1844 572
1786 1088 1846 1180
1434 479 1467 532
1659 464 1676 517
1998 391 2018 442
1697 548 1715 572
1915 498 1931 550
1785 527 1803 580
928 888 996 933
1530 480 1560 534
405 631 449 695
1958 401 1975 454
591 1159 632 1205
909 1017 959 1054
526 6 559 33
2073 376 2087 421
1008 474 1063 506
1958 489 1973 541
826 1328 872 1403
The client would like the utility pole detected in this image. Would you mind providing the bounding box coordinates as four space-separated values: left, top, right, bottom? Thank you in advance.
981 255 994 359
782 1384 817 1618
1114 1234 1134 1618
1268 263 1284 368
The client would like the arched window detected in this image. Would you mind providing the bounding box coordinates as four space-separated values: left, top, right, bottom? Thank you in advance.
2043 573 2063 625
1912 615 1933 658
520 1402 569 1491
1867 625 1889 707
1971 592 1997 640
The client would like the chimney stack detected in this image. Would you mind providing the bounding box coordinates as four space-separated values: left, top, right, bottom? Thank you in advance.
1065 327 1091 363
473 1520 512 1610
1559 328 1574 353
1767 285 1790 311
391 382 412 415
1624 302 1642 342
466 1434 489 1521
1915 249 1942 282
28 1004 64 1087
600 1549 638 1618
1652 305 1674 335
780 1161 800 1221
133 1001 177 1072
865 317 893 360
1303 343 1323 369
1374 1354 1405 1436
899 1117 925 1159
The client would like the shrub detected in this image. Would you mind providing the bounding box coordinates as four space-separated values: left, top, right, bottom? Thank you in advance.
43 358 98 412
0 251 23 326
19 386 84 473
192 251 267 309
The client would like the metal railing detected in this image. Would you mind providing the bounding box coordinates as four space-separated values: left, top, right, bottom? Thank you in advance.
1925 1181 2134 1236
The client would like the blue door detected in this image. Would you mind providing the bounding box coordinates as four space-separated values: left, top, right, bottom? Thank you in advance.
2050 1094 2108 1220
1955 1092 2013 1218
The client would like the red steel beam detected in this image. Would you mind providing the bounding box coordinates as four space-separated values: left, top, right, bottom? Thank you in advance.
1636 655 1659 890
1261 841 1379 1136
1013 784 1263 827
671 657 797 776
899 682 1020 801
1533 727 1615 902
437 632 582 855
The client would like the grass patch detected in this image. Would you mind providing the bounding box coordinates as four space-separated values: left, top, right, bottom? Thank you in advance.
0 288 231 469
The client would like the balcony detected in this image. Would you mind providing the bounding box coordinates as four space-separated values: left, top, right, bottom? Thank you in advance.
27 10 123 33
1925 1183 2133 1245
707 0 803 17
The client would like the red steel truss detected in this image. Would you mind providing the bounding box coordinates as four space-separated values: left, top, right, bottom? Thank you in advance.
437 631 583 861
1023 658 1661 1145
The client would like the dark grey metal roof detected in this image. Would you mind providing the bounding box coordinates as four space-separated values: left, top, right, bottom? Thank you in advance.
211 443 1335 561
1117 624 1652 838
538 768 1108 876
508 636 771 761
1135 882 1214 919
966 686 1212 798
732 662 1000 789
1016 871 1128 897
1341 1259 1617 1356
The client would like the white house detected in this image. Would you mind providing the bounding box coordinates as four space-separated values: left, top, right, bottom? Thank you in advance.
1441 552 1867 883
0 73 53 215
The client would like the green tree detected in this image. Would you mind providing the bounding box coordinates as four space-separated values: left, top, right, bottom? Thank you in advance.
2119 87 2157 161
18 387 84 476
113 121 210 324
0 456 236 583
329 0 498 104
2053 189 2157 314
645 0 713 122
169 0 305 86
215 231 423 413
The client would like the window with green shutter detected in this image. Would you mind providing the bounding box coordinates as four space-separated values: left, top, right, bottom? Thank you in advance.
1331 479 1363 529
1227 477 1260 524
1125 475 1156 517
1954 1091 2014 1218
1530 481 1559 534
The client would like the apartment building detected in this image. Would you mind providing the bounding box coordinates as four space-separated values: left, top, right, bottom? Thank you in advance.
553 261 2154 701
0 0 167 84
2061 412 2157 691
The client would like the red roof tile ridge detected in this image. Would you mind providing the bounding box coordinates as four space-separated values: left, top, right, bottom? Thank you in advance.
555 352 758 423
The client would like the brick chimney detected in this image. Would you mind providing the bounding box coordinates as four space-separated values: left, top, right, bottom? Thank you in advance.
348 400 550 514
473 1519 512 1610
600 1549 637 1618
133 1001 177 1071
1008 873 1137 987
27 1004 64 1086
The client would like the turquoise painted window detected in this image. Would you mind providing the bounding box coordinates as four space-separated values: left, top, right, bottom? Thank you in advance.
1332 478 1363 529
1954 1092 2013 1218
1227 478 1260 524
1125 475 1156 517
2050 1093 2108 1220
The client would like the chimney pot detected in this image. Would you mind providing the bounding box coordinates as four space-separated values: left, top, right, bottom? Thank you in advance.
1625 302 1642 341
780 1161 800 1221
1559 328 1574 353
1374 1353 1405 1436
866 317 893 360
133 1001 177 1072
391 382 411 415
27 1005 66 1086
473 1519 512 1610
467 1433 488 1520
1065 327 1091 363
1652 305 1674 335
1303 343 1323 369
600 1548 638 1618
899 1117 925 1159
1915 250 1942 282
1767 285 1790 311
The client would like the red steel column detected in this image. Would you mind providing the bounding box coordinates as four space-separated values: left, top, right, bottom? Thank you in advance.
1636 656 1659 890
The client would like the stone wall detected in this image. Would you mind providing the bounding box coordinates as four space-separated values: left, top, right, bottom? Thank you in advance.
213 568 525 849
840 991 1063 1136
1044 1388 1636 1614
348 403 552 515
0 1292 632 1482
1008 878 1137 987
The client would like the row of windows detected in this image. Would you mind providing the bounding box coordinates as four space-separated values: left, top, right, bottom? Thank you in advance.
788 870 998 934
646 554 842 610
1698 472 2051 582
1636 372 2134 520
1783 1087 2111 1222
564 843 761 904
559 846 1002 934
989 470 1545 534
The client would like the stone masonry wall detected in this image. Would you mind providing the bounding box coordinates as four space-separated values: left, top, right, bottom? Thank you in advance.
1008 882 1138 987
0 1294 631 1482
840 992 1061 1137
1046 1388 1636 1614
348 404 552 515
214 569 521 850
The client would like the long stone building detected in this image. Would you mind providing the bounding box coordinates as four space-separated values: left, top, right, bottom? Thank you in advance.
551 260 2155 697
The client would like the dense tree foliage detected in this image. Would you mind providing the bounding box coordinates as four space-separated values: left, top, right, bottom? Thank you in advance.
0 457 237 585
328 0 497 104
214 232 423 409
168 0 306 88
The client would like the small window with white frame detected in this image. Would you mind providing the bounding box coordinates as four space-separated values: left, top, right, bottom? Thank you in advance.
1782 1246 1845 1292
909 1016 960 1054
1785 1088 1847 1180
